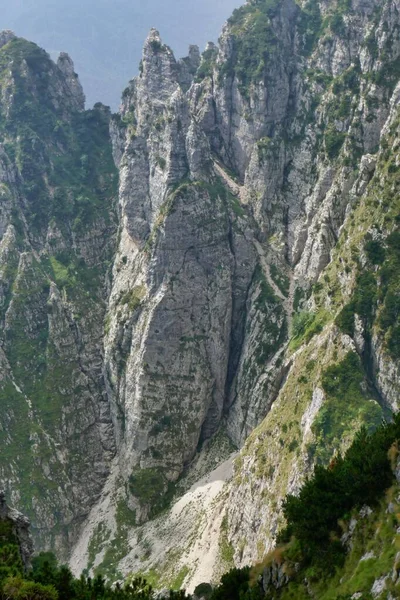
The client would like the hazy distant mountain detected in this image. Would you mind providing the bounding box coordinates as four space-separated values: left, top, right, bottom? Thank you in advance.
1 0 242 109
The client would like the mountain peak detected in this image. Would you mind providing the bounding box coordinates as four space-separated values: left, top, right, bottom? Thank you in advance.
57 51 85 110
138 28 179 102
143 28 166 55
146 28 162 43
0 30 16 50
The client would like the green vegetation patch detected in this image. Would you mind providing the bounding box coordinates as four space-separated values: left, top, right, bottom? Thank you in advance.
0 38 117 236
129 468 175 519
311 352 383 463
324 127 346 160
0 520 18 549
87 522 112 572
119 286 146 312
270 264 290 297
214 417 400 600
195 45 218 82
94 498 136 580
290 310 330 351
219 0 281 96
249 265 287 368
0 542 191 599
218 516 235 570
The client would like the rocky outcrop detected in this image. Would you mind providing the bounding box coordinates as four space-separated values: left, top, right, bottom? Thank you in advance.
0 492 33 571
261 560 290 594
0 30 15 49
57 52 86 110
105 28 268 521
177 45 201 91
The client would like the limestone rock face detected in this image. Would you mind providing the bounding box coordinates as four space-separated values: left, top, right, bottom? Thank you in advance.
100 0 400 578
105 29 275 520
57 52 86 110
77 0 400 579
177 45 201 91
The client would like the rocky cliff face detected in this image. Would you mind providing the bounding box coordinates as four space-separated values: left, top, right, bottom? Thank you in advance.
103 0 400 527
67 0 400 585
104 27 288 524
0 34 118 558
1 0 400 588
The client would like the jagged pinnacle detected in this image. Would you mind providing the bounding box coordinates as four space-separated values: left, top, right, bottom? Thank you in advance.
148 28 161 39
57 51 86 110
145 28 163 47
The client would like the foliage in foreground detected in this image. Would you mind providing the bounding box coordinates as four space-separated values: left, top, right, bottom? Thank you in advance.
0 548 189 600
210 415 400 600
281 415 400 563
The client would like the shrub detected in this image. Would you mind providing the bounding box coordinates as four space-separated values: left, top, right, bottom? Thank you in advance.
325 128 346 159
3 576 58 600
210 567 250 600
365 239 385 265
282 415 400 569
321 352 362 396
129 468 167 504
292 311 315 339
195 46 218 82
128 467 175 517
335 302 355 336
290 311 328 350
329 14 346 36
194 582 213 599
150 40 162 52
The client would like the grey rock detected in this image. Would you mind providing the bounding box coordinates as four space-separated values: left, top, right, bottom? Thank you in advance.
0 491 34 571
371 576 388 598
178 45 201 91
262 561 290 593
0 30 15 50
57 52 86 110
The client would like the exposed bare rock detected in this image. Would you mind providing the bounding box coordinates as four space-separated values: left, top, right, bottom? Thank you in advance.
57 52 86 110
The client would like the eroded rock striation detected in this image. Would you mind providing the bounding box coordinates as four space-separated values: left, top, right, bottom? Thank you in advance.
104 28 282 522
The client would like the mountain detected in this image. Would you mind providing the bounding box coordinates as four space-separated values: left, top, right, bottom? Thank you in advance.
0 30 118 557
0 0 399 592
207 416 400 600
1 0 242 109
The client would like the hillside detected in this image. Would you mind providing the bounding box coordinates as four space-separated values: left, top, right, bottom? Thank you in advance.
3 418 400 599
208 417 400 600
